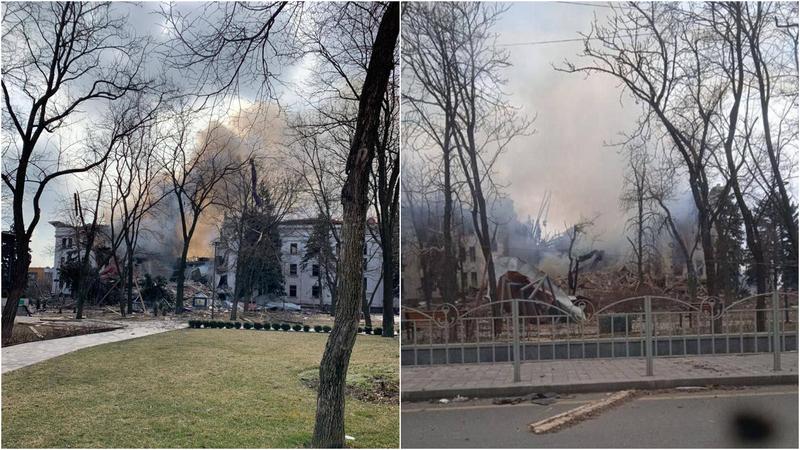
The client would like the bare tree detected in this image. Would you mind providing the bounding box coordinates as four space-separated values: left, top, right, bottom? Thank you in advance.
402 2 461 305
312 2 398 446
1 1 154 342
559 2 725 297
106 115 169 315
164 106 249 313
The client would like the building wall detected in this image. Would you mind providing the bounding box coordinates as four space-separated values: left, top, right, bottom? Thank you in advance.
212 220 388 310
51 222 110 295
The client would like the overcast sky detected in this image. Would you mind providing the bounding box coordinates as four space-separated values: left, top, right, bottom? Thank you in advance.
493 2 640 248
7 2 315 267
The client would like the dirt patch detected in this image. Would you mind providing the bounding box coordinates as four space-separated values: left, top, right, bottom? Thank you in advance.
299 364 398 404
3 322 122 347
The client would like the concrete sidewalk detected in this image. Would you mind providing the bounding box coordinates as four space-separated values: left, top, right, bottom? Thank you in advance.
401 352 798 401
2 320 186 373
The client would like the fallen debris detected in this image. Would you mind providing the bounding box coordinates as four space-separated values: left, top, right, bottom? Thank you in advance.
529 390 637 434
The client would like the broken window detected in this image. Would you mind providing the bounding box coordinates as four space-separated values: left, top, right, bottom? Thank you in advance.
470 271 478 287
363 258 367 270
218 274 228 288
312 285 320 298
312 264 320 277
469 246 476 262
289 285 297 297
290 243 298 254
289 264 298 276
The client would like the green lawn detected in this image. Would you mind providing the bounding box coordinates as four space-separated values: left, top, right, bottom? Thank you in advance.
1 329 399 448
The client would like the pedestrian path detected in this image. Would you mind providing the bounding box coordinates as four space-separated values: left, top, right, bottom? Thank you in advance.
402 352 798 401
2 320 186 373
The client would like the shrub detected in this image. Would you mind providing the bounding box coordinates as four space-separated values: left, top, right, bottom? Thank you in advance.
314 325 323 333
216 321 225 329
272 323 281 331
262 322 270 330
224 322 234 329
281 323 291 331
234 322 242 329
244 323 253 330
292 324 302 332
303 325 310 332
188 320 196 328
373 327 383 336
357 327 363 333
254 323 263 330
322 325 331 333
364 327 372 335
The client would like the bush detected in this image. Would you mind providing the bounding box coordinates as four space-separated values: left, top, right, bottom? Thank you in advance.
254 323 263 330
303 325 310 332
292 324 302 332
234 322 242 329
364 327 372 335
281 323 291 331
262 322 270 330
357 327 363 333
216 321 225 329
244 322 253 330
314 325 323 333
188 320 197 328
322 325 331 333
373 327 382 336
224 322 234 329
272 323 281 331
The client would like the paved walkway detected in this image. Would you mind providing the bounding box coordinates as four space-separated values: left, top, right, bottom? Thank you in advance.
402 353 798 401
2 319 186 373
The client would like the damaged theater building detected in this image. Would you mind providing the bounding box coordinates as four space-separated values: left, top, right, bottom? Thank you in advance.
49 216 391 314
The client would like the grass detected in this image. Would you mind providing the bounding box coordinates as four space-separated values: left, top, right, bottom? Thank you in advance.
1 329 399 448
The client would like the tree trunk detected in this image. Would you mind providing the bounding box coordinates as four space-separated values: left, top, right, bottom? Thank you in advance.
312 3 398 447
126 250 134 314
381 220 394 337
175 243 189 314
441 146 458 304
1 235 31 345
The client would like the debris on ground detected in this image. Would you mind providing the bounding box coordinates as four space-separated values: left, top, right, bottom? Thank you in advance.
529 390 637 434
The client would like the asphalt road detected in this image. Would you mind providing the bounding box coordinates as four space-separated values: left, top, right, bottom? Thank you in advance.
401 386 799 448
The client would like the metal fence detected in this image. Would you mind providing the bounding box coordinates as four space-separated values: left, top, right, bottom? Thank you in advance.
401 292 798 380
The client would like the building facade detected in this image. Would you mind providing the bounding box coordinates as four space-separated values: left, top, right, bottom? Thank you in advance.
213 218 392 311
50 221 111 295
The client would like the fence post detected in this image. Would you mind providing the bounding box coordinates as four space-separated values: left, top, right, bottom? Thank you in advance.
512 297 521 382
644 296 653 376
772 291 781 372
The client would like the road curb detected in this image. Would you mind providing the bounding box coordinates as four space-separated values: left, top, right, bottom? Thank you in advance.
401 373 799 402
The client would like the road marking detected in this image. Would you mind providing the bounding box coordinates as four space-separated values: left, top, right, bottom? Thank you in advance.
529 390 637 434
639 389 798 402
402 398 591 413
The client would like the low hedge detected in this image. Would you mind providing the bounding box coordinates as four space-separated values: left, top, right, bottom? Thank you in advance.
187 320 396 336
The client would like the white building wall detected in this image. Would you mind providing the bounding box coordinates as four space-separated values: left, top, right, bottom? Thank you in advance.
212 220 387 310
